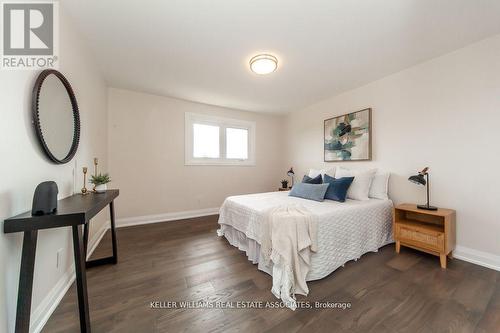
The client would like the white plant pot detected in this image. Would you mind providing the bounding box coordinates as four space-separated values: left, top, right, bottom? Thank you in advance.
95 184 107 193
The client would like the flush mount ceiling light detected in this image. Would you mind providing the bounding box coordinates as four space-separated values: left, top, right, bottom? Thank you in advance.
249 54 278 75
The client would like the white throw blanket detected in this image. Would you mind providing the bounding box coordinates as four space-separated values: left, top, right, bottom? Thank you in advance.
260 205 318 310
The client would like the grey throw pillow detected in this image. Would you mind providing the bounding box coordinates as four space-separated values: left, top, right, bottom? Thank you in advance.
289 183 329 202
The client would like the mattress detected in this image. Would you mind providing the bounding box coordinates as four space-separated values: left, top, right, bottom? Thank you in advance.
217 191 394 281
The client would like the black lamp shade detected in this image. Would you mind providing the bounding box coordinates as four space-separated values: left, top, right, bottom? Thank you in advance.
408 174 426 186
408 167 437 211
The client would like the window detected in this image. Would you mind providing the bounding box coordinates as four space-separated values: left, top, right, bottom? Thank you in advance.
226 128 248 159
185 112 256 165
193 124 220 158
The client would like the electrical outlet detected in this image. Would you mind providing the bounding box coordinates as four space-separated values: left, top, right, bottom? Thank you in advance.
56 248 63 269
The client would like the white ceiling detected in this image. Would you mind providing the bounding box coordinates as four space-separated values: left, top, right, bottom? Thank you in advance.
62 0 500 113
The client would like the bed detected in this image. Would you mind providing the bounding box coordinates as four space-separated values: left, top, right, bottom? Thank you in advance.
217 191 394 281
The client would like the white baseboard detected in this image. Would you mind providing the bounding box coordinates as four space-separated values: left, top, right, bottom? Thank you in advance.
30 222 109 333
116 207 219 228
30 263 76 333
454 245 500 272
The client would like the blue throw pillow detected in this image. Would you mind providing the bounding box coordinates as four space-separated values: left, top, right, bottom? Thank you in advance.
323 174 354 202
289 183 329 202
302 174 322 184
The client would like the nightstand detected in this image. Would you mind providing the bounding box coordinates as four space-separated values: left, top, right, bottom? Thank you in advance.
393 203 456 268
278 187 291 191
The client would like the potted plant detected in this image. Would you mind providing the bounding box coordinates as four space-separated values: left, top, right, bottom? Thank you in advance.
90 173 111 193
280 179 289 189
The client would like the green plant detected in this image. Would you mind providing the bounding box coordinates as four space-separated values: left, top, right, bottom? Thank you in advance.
90 173 111 185
280 179 289 188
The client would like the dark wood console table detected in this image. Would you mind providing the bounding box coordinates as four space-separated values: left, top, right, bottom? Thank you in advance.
4 189 119 333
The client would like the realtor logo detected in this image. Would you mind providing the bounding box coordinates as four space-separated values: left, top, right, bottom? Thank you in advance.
1 1 59 69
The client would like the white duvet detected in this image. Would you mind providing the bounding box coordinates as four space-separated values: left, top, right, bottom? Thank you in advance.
217 191 394 281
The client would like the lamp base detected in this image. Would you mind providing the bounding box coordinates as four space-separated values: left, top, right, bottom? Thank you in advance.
417 204 438 211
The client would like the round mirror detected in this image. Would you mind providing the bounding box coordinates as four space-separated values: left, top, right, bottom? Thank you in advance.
32 69 80 164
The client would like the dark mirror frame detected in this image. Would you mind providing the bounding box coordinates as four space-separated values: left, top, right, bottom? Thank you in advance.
32 69 81 164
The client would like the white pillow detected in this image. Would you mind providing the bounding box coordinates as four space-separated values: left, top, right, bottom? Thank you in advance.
335 167 376 201
369 172 390 200
308 167 336 179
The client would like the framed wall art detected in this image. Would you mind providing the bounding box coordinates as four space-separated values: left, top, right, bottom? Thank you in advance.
324 108 372 162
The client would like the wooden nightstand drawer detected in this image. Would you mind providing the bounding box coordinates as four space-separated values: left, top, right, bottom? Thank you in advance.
396 223 444 252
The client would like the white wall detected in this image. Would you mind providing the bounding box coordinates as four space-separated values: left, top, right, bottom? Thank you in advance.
0 8 108 333
108 88 285 222
286 35 500 261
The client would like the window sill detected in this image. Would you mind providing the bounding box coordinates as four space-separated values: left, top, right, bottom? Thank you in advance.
185 160 256 166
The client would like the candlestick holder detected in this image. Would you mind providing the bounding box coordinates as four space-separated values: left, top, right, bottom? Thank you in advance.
81 167 88 195
93 158 99 192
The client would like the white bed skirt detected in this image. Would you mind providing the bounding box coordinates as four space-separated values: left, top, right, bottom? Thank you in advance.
219 224 272 276
219 223 391 281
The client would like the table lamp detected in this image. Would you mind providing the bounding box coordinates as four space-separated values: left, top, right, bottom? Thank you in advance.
287 167 295 188
408 167 437 211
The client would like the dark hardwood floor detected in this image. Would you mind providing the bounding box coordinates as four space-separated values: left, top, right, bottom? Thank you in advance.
43 216 500 333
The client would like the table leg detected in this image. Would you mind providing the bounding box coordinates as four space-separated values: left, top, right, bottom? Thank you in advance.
440 253 447 269
72 225 91 333
85 201 118 268
15 230 38 333
83 223 89 259
110 200 118 264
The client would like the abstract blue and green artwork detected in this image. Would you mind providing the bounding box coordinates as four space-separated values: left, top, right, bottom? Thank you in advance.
324 108 371 161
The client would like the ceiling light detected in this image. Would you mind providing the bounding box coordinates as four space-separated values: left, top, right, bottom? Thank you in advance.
249 54 278 75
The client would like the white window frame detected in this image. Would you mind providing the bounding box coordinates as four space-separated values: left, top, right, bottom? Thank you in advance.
185 112 256 166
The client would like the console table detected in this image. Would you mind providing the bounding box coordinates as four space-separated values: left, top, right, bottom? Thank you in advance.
4 189 119 333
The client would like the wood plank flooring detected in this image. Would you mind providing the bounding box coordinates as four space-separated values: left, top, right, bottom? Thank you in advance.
43 215 500 333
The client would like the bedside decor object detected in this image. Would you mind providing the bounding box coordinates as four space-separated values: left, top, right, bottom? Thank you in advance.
408 167 437 211
81 167 88 195
32 181 58 216
393 203 456 268
93 158 99 192
280 179 289 189
90 173 111 193
324 108 371 161
32 69 80 164
287 167 295 187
